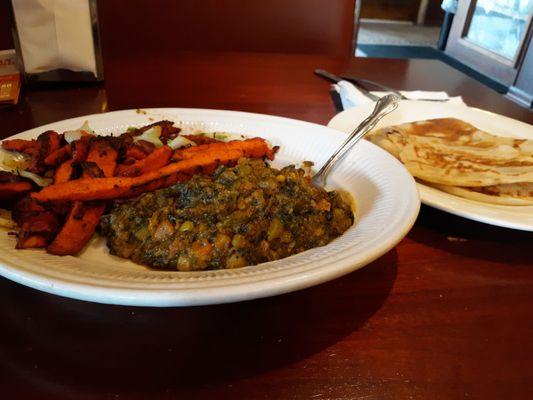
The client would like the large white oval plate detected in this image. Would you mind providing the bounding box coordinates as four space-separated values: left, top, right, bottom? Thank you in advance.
328 101 533 231
0 108 419 306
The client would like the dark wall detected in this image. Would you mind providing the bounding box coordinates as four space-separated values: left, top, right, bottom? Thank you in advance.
0 1 14 50
97 0 355 58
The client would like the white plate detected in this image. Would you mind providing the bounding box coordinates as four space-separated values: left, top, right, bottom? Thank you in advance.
0 108 419 306
328 101 533 231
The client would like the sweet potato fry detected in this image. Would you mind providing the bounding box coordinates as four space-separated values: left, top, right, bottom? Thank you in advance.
125 145 148 160
2 139 38 155
32 138 275 202
17 234 48 249
0 181 33 200
71 136 91 163
54 159 74 184
86 138 118 178
13 197 61 249
45 131 61 155
27 131 62 174
115 145 172 177
47 138 118 255
11 196 43 224
138 120 180 139
80 162 104 178
182 135 221 145
172 138 277 161
47 201 105 255
44 144 71 166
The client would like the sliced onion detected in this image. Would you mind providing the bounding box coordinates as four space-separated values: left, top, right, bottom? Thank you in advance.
80 120 95 134
0 148 31 170
133 126 163 148
64 120 95 143
167 135 197 150
64 130 83 144
16 170 52 187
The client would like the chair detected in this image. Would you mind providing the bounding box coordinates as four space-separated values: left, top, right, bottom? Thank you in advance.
97 0 356 58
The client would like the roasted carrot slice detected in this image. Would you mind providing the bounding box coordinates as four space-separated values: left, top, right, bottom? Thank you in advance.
0 181 33 200
45 131 61 155
11 196 44 224
172 138 277 161
17 234 48 249
86 139 118 178
13 198 61 249
54 159 74 184
181 135 222 145
80 162 104 178
33 138 275 202
125 145 149 160
44 144 71 166
71 136 91 163
137 120 180 138
26 131 62 174
47 201 105 255
2 139 38 155
115 145 172 177
47 139 118 255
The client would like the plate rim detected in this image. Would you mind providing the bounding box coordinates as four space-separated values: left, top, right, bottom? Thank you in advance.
0 108 420 306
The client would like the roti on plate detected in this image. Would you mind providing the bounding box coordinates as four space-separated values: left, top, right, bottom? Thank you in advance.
368 118 533 205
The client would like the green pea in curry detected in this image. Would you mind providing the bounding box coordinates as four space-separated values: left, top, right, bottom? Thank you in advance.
100 158 354 270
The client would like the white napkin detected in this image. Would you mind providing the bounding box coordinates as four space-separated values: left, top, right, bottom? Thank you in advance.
334 80 464 110
12 0 97 76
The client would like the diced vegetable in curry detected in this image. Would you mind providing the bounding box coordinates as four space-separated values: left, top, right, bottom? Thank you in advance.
100 158 354 270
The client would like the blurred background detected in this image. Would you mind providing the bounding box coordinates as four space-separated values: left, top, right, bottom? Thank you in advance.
0 0 532 107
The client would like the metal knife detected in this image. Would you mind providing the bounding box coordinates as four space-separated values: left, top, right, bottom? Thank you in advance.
341 76 407 99
340 75 450 102
314 69 381 101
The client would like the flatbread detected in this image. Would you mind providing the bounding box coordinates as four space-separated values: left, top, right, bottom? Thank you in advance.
368 118 533 187
426 182 533 206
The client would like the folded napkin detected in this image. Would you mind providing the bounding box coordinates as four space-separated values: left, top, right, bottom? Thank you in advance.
12 0 97 76
333 80 465 110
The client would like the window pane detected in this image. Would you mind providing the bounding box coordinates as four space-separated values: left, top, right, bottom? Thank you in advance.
466 0 533 60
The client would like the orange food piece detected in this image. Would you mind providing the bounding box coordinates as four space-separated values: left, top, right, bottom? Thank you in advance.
47 201 105 255
181 134 221 145
54 159 74 184
17 235 48 249
171 137 277 161
13 197 61 249
47 138 118 255
115 145 172 177
33 138 275 202
71 136 91 163
86 139 118 178
0 181 33 200
44 144 71 166
1 138 38 155
24 131 61 174
125 146 148 160
45 131 61 155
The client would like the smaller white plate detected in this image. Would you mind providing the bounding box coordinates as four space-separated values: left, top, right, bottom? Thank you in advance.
328 100 533 231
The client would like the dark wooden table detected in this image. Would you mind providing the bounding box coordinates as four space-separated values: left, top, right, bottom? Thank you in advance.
1 53 532 400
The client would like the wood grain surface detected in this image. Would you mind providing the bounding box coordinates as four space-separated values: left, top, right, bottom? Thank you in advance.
1 53 532 400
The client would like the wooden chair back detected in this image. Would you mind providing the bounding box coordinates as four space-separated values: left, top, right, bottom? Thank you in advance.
97 0 356 58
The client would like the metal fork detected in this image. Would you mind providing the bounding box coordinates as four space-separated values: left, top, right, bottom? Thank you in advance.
312 94 400 188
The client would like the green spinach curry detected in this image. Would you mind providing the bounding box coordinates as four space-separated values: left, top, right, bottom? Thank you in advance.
100 158 354 270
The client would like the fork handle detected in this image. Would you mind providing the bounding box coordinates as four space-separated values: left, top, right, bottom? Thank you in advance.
312 94 400 187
